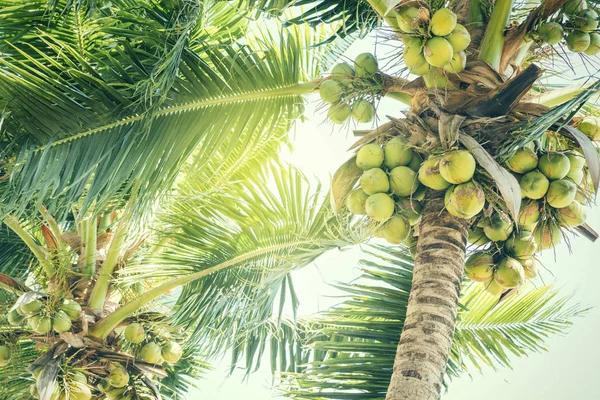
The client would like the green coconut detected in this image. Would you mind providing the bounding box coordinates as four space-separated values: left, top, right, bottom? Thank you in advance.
124 323 146 344
72 372 87 384
360 168 389 195
389 166 419 197
518 200 541 227
575 9 599 31
418 157 451 190
8 309 24 326
0 345 11 367
578 116 600 140
424 37 454 67
443 51 466 73
351 100 376 123
505 231 537 258
331 62 355 86
403 45 426 68
494 257 525 288
396 198 423 225
141 342 163 364
533 224 562 250
69 381 92 400
566 30 591 52
546 179 577 208
383 137 413 169
411 184 427 201
396 7 420 33
21 299 43 316
538 152 571 180
346 189 369 215
61 299 82 321
520 170 550 199
507 149 538 174
557 201 587 226
444 182 485 219
319 80 343 104
354 53 378 77
483 278 505 295
464 252 495 282
430 8 457 36
402 36 422 51
566 151 586 172
536 22 564 44
468 226 491 246
410 61 430 76
365 193 395 222
407 152 423 171
423 67 454 89
97 379 111 393
162 341 183 364
439 150 476 184
567 168 585 184
356 143 384 170
381 215 411 244
29 315 52 334
109 367 130 388
446 24 471 51
327 102 352 124
52 310 72 333
563 0 587 15
106 388 127 400
584 32 600 55
483 213 514 242
519 257 541 279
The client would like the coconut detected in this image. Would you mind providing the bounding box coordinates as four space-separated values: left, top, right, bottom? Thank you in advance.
423 67 454 89
356 143 384 170
389 166 419 197
430 8 457 36
439 150 476 184
418 157 451 190
519 257 541 279
446 24 471 51
546 179 577 208
360 168 389 195
584 32 600 55
124 322 146 344
381 215 411 244
566 151 586 172
319 81 343 104
7 309 24 326
557 201 587 226
97 379 111 393
402 36 422 51
396 198 423 225
410 61 430 76
52 311 72 333
383 137 413 169
407 152 423 171
538 153 570 180
396 7 420 33
327 102 352 124
494 257 525 288
464 252 495 282
563 0 587 15
0 345 10 367
506 149 538 174
483 213 514 241
346 189 369 215
536 22 564 44
141 342 163 364
365 193 395 222
162 341 183 364
443 51 466 73
331 62 355 86
483 278 505 295
505 231 537 258
412 184 427 201
518 200 541 227
354 53 378 77
575 9 599 31
566 168 584 184
577 116 600 140
403 45 426 68
423 37 454 67
61 299 82 321
444 182 485 219
71 372 87 384
106 388 127 400
566 30 591 52
533 224 562 250
108 367 130 388
21 299 43 316
69 381 92 400
29 315 52 334
351 100 376 123
468 226 491 246
520 170 550 199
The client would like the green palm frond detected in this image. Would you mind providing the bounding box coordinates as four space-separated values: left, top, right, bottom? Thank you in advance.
277 245 586 399
0 228 36 281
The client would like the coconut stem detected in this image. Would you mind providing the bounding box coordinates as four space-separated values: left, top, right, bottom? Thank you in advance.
366 0 400 30
3 216 53 278
529 83 594 107
82 216 97 279
478 0 515 71
385 92 412 105
468 0 485 25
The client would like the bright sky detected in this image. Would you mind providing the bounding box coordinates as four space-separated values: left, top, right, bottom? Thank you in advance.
189 33 600 399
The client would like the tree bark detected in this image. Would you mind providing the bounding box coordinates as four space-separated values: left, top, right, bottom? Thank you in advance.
385 194 469 400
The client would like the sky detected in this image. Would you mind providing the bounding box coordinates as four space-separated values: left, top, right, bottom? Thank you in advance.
187 33 600 399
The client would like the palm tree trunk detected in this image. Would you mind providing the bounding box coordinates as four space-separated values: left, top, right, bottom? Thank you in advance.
385 194 469 400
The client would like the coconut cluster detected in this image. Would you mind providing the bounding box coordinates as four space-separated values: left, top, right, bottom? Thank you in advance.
346 138 426 245
533 0 600 55
122 322 183 364
28 370 92 400
7 295 81 334
320 53 379 124
397 6 471 78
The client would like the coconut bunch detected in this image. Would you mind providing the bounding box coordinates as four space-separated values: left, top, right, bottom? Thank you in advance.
7 295 81 334
532 0 600 55
397 6 471 79
319 53 379 124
